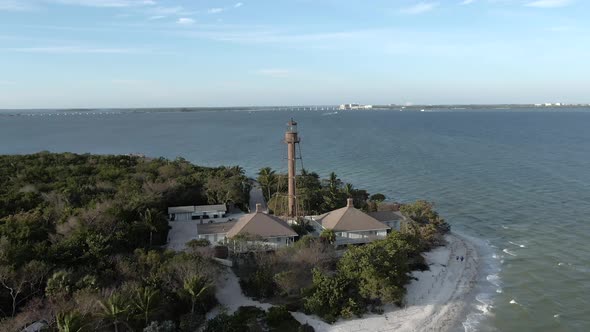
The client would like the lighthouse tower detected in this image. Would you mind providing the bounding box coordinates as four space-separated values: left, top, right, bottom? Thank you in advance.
284 119 300 218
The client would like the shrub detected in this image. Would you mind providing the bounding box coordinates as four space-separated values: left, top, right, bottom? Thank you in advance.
187 239 211 248
144 320 176 332
298 323 315 332
267 305 291 327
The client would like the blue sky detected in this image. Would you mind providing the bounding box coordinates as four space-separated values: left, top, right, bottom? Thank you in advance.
1 0 589 108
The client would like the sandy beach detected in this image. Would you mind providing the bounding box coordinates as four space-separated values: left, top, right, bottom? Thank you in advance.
213 233 479 331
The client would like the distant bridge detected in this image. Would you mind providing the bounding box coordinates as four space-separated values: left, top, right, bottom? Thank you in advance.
265 106 340 111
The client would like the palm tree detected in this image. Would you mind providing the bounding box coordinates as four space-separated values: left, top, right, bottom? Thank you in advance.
257 167 277 202
140 208 159 246
343 183 354 198
320 229 336 244
132 286 160 327
183 275 211 314
230 165 245 175
328 172 341 191
98 293 130 332
56 311 86 332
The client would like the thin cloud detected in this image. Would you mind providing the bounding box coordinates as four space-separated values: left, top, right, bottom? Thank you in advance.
525 0 573 8
177 17 195 25
50 0 156 7
208 7 224 14
0 0 37 11
1 46 143 54
400 2 438 14
147 6 195 17
183 28 373 45
461 0 475 4
256 69 290 78
207 3 244 15
0 0 156 10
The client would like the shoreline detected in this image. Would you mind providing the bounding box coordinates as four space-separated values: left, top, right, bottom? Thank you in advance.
292 233 480 332
212 232 481 332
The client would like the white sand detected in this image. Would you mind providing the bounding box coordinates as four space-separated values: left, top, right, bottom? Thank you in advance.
293 233 479 332
207 268 272 319
212 233 479 332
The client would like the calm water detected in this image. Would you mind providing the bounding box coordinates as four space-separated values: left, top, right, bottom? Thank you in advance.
2 108 590 331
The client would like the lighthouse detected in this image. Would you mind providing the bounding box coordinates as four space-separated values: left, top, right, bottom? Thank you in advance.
284 119 300 218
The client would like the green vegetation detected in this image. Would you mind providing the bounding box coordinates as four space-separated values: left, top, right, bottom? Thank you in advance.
235 199 449 324
0 153 452 328
0 152 250 331
203 306 310 332
400 200 451 250
304 232 423 322
260 168 370 216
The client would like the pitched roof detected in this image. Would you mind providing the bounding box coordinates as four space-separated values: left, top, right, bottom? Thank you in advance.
227 212 298 239
367 211 403 222
197 221 238 235
317 199 390 232
168 204 227 214
168 206 195 214
194 204 227 213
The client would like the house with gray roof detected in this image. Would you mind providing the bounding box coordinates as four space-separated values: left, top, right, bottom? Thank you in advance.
312 198 390 244
196 220 238 245
367 210 405 230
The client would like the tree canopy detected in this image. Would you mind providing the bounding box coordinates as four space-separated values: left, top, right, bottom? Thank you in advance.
0 153 249 331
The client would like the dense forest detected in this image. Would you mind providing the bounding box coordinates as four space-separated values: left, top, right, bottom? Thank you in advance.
0 152 249 331
0 152 451 331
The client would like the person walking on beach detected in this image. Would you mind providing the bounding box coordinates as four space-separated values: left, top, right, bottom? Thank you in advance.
456 256 459 261
461 256 464 262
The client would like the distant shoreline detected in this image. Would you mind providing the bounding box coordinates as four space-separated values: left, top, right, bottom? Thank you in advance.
1 103 590 112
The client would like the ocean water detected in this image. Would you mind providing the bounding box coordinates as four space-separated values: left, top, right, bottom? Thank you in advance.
2 108 590 331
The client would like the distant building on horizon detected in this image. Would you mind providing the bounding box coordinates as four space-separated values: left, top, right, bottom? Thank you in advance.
339 103 373 110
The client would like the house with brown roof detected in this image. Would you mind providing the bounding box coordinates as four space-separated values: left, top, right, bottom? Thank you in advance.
312 198 390 244
226 204 298 248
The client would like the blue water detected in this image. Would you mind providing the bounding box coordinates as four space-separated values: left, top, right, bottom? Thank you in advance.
2 108 590 331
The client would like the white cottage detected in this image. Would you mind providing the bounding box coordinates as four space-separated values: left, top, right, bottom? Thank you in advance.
168 204 227 222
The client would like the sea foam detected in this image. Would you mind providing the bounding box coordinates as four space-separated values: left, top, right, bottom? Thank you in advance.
509 241 526 248
503 248 517 256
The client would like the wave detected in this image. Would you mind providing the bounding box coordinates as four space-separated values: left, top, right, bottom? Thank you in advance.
503 248 517 256
463 293 495 332
557 261 590 273
508 241 526 248
457 232 501 332
475 294 494 314
486 274 501 287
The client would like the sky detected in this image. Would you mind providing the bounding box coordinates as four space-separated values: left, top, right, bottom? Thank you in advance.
0 0 589 108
